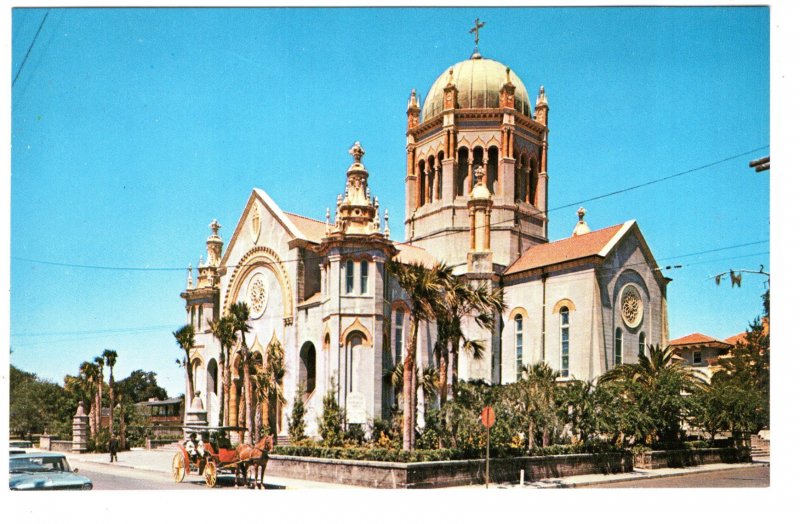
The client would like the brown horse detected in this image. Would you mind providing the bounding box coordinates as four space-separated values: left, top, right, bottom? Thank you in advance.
235 435 273 489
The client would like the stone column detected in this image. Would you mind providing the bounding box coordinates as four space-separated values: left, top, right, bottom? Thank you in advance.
469 210 476 250
484 209 491 250
72 401 89 453
467 151 474 193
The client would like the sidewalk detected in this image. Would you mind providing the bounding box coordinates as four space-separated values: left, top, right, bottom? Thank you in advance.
457 459 770 489
63 448 769 489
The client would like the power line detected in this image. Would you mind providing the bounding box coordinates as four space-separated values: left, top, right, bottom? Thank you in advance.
9 248 768 343
9 145 768 272
12 9 49 88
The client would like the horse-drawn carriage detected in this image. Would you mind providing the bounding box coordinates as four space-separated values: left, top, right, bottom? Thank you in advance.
171 426 272 488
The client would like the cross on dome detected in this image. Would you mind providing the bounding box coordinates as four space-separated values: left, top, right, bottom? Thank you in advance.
469 18 485 48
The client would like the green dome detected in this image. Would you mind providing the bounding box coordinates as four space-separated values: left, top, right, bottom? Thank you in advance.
421 56 531 122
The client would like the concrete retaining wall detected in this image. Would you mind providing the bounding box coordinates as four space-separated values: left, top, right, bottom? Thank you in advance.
266 453 632 489
635 448 748 470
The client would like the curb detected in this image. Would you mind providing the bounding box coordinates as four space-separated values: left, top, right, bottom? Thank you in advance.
545 462 769 488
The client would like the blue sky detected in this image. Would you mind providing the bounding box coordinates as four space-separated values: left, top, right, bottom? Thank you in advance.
9 7 770 397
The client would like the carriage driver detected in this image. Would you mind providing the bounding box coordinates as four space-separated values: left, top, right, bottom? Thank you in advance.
185 432 200 459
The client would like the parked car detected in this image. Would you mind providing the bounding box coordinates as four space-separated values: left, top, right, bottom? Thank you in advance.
9 440 33 449
9 449 27 455
9 452 93 490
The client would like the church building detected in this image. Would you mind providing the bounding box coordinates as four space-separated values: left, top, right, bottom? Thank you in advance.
179 35 669 438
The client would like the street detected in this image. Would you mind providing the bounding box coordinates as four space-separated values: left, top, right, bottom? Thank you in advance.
73 462 247 490
580 465 770 488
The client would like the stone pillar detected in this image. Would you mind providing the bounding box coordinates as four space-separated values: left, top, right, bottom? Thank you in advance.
72 401 90 453
484 208 491 250
184 391 208 438
469 210 476 250
467 151 474 193
441 158 455 201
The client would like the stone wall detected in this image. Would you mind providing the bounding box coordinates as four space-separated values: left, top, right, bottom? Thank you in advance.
266 452 632 489
634 448 749 470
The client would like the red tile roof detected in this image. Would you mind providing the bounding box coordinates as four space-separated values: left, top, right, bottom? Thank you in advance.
669 332 732 349
724 332 748 346
393 243 438 268
285 212 328 243
504 223 626 275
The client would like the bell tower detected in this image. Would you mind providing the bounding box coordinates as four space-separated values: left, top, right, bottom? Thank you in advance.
404 37 549 272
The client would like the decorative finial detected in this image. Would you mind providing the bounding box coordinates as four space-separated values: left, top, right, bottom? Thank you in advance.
448 67 454 84
337 194 342 205
536 85 548 106
506 66 511 83
384 209 390 238
326 208 330 225
198 255 205 268
209 219 221 236
187 265 193 287
469 17 485 58
572 207 590 236
409 88 418 107
349 141 365 164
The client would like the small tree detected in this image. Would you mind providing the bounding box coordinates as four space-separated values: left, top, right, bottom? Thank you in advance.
317 379 344 447
287 383 307 444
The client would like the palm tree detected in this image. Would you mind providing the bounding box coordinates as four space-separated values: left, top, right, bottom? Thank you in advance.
599 344 706 389
229 301 254 444
79 361 100 437
512 362 559 450
93 355 105 433
264 339 286 440
102 349 118 434
172 324 196 400
210 315 236 426
598 344 707 444
436 277 504 403
387 260 448 451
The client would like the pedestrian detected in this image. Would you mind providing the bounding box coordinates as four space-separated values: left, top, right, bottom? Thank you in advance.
109 433 119 463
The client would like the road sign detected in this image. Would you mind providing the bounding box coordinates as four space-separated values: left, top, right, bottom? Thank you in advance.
481 406 495 428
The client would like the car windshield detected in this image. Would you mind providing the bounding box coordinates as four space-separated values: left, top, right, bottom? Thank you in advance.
10 456 71 474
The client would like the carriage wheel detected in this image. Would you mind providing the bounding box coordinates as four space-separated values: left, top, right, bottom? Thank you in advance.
172 452 186 483
204 461 217 487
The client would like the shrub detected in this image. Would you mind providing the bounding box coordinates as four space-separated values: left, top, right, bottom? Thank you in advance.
317 379 344 447
288 383 307 444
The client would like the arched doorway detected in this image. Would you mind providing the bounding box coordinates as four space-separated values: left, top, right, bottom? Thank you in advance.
346 331 365 394
299 342 317 397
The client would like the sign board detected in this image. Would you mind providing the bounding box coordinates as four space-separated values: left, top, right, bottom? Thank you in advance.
480 406 495 428
346 392 367 425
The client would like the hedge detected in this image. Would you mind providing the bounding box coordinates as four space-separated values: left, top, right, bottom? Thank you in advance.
272 442 626 463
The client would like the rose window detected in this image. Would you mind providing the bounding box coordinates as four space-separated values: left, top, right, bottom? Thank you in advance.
620 285 643 328
247 274 267 319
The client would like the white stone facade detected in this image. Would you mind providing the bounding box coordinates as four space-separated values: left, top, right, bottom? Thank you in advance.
179 50 668 438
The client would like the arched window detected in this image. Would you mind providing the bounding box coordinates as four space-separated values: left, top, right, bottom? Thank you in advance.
456 147 469 197
638 332 646 357
515 314 523 380
560 307 570 378
360 260 369 294
207 359 218 395
345 260 354 294
197 305 203 330
394 309 404 366
300 342 317 394
615 328 623 366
